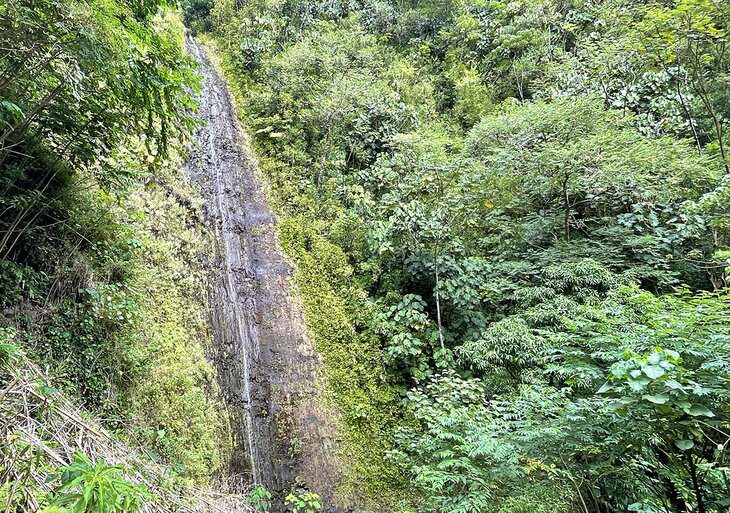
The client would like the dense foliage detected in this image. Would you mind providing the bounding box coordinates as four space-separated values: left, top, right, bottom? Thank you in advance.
192 0 730 511
0 0 229 486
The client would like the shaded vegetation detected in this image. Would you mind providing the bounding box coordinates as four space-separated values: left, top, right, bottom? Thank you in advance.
0 0 230 488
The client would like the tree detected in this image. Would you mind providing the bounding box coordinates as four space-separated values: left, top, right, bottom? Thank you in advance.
0 0 197 261
633 0 730 170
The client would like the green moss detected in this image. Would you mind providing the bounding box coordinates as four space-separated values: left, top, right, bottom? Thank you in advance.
117 169 232 484
279 218 405 505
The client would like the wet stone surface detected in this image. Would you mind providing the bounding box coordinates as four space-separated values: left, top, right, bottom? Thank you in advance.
184 35 343 510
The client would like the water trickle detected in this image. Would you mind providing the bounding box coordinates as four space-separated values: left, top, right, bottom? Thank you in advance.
183 35 343 506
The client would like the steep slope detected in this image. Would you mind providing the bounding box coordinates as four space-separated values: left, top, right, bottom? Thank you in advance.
184 36 342 503
0 351 251 513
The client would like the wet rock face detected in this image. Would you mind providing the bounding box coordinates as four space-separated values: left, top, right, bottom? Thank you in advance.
184 35 343 509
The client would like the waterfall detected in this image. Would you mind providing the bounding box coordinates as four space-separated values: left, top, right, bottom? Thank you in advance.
183 34 343 507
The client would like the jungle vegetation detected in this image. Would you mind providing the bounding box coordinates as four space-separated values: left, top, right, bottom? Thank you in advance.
1 1 233 510
1 0 729 512
186 0 730 512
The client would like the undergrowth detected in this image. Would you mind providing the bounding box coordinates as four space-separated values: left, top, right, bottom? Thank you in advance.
0 8 230 487
2 157 231 484
0 329 248 513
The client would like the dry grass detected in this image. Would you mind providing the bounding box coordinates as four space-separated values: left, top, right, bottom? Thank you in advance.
0 355 253 513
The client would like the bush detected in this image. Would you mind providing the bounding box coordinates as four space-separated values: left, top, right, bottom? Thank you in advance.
45 454 148 513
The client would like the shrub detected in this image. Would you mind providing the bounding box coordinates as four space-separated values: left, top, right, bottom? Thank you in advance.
45 453 148 513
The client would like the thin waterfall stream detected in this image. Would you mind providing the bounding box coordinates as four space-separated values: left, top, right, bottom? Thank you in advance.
183 35 342 506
